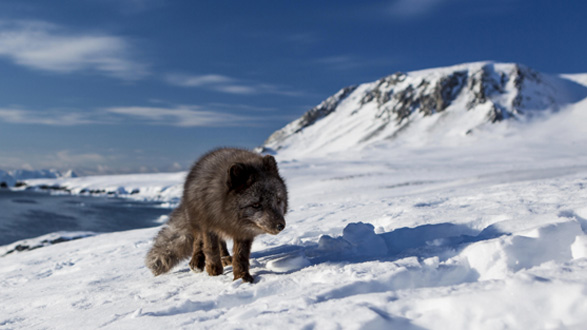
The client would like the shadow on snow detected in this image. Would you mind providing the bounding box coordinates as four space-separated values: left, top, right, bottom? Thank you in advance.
252 221 509 276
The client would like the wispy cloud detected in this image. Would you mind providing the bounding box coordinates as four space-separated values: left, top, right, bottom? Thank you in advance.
207 102 277 113
54 150 106 164
386 0 516 19
165 73 258 95
165 74 234 87
105 105 252 127
164 73 303 96
388 0 446 18
0 149 109 173
0 104 256 127
0 108 95 126
0 20 148 80
108 0 165 13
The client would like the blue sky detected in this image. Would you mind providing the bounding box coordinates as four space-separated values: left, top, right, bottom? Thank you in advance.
0 0 585 174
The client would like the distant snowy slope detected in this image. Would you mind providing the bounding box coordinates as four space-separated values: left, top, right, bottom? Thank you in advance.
23 171 186 203
264 62 587 157
0 168 78 187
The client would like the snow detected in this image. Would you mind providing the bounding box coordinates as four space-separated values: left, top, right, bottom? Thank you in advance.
3 135 587 328
2 63 587 329
0 169 77 187
22 171 186 204
264 62 587 158
0 231 95 256
561 73 587 87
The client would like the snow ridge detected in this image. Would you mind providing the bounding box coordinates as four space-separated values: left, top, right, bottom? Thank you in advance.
264 62 587 156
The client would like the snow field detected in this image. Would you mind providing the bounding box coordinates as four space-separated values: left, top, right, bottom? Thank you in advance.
2 142 587 329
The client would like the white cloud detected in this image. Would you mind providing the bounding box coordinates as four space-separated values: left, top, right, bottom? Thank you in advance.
30 150 110 173
164 73 303 96
388 0 518 19
164 73 259 95
0 108 94 126
388 0 448 18
214 84 258 95
55 150 106 164
104 0 165 14
0 20 148 80
0 104 256 127
0 150 108 172
105 105 251 127
165 74 235 87
0 155 36 171
169 162 183 171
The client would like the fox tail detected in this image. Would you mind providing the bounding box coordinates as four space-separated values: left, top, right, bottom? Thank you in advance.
145 205 194 276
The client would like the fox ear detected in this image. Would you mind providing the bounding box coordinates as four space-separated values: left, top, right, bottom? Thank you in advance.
227 163 254 190
263 155 278 174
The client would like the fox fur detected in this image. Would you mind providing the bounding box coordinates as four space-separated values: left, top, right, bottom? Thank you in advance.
145 148 288 283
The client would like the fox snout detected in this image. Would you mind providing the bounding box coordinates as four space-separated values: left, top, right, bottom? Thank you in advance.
272 217 286 234
267 215 286 235
256 212 286 235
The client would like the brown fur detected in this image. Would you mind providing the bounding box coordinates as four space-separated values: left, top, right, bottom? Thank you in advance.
145 148 288 282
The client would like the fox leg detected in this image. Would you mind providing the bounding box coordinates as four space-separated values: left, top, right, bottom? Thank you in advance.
202 231 223 276
219 238 232 267
188 231 205 272
232 238 254 283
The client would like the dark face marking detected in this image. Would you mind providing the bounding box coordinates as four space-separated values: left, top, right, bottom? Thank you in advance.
236 176 287 235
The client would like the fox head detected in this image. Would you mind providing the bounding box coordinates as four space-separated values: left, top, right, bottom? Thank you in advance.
226 155 288 235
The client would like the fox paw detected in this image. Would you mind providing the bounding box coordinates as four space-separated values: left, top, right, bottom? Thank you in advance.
206 263 224 276
189 254 205 273
221 256 233 267
234 272 254 283
189 261 204 273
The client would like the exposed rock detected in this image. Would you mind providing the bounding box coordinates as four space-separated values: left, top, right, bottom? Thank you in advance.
263 62 583 155
264 86 357 148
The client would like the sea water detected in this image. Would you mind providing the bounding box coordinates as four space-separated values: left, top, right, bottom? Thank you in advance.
0 189 172 245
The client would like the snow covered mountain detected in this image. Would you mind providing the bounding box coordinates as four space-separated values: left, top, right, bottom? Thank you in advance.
264 62 587 156
0 169 78 187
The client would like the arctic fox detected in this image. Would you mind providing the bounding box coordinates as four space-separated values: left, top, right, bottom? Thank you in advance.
145 148 288 283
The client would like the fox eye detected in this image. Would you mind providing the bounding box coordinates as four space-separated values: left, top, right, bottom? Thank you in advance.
251 203 261 209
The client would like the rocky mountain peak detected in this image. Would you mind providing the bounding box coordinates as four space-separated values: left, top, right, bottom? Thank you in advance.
263 62 584 157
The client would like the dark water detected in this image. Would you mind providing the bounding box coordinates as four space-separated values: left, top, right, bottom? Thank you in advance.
0 189 172 246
